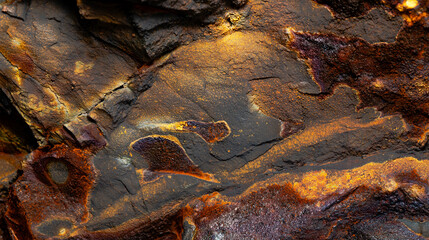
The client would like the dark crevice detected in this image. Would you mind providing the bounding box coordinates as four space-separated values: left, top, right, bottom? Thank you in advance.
0 88 38 153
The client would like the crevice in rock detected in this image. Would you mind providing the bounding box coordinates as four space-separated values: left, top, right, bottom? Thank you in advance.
0 88 38 153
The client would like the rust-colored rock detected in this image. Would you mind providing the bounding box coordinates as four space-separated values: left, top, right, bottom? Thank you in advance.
0 0 428 239
289 21 429 142
130 135 216 181
5 144 96 239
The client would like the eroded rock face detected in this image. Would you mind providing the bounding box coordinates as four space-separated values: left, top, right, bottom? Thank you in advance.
191 157 429 239
5 144 96 239
0 0 428 239
289 23 429 142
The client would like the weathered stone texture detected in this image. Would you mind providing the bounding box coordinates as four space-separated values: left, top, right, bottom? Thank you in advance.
0 0 428 239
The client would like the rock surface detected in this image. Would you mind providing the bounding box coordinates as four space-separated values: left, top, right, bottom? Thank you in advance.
0 0 428 239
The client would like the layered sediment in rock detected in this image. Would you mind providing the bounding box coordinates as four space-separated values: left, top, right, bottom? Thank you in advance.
0 0 428 239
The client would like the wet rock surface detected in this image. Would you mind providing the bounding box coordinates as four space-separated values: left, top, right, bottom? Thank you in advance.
0 0 428 239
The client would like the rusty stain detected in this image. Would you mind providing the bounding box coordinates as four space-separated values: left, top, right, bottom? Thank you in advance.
5 144 96 239
130 135 217 182
280 120 304 138
57 157 429 239
8 53 34 74
313 0 428 24
288 21 429 142
179 120 231 143
0 0 428 239
139 120 231 143
190 157 429 239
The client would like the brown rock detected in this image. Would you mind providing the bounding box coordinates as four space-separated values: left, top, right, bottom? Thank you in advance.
0 0 428 239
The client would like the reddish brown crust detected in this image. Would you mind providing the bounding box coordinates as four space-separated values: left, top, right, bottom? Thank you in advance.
5 144 96 239
181 120 231 143
131 136 215 181
288 22 429 141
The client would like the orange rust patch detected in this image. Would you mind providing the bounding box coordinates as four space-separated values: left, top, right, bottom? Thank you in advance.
130 135 217 182
8 53 34 74
170 120 231 143
238 157 429 203
288 22 429 142
0 31 35 75
0 151 25 170
190 157 429 239
312 0 428 25
5 144 96 239
293 157 429 200
187 192 231 225
144 120 231 143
